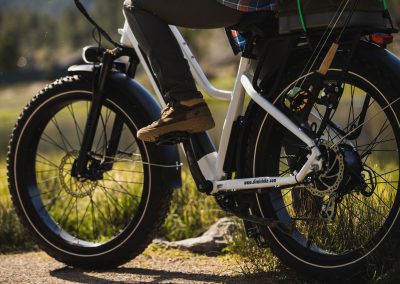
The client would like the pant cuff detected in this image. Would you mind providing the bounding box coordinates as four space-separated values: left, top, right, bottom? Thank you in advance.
165 90 203 101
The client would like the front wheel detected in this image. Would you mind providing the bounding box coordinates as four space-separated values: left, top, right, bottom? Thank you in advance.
7 76 174 268
243 59 400 281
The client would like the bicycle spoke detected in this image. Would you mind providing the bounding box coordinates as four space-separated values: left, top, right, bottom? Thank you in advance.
58 197 77 231
98 183 141 199
90 197 119 234
77 198 91 234
36 176 58 185
348 194 387 219
25 98 146 244
67 104 84 146
36 169 58 174
102 178 143 185
98 183 131 212
51 116 74 151
40 133 68 152
269 75 400 256
104 172 140 194
40 187 64 213
94 110 111 154
111 168 144 174
89 195 98 240
36 153 60 169
360 119 389 162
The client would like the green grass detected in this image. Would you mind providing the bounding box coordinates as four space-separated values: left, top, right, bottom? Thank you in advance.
0 80 230 250
161 170 225 241
0 162 33 251
2 80 400 283
0 157 223 250
224 220 288 275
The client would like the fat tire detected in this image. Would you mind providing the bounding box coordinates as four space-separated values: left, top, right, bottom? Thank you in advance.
7 76 174 269
241 52 400 282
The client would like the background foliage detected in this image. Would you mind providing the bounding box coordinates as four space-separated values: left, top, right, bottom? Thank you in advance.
1 1 400 282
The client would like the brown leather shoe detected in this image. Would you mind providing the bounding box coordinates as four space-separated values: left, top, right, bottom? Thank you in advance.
137 99 215 142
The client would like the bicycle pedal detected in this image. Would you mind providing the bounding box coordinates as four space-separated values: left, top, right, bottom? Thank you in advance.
155 131 189 146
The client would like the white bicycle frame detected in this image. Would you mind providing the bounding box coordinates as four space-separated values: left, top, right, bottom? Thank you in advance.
119 17 323 194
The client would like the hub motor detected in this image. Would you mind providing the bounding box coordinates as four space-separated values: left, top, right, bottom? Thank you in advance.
305 141 368 198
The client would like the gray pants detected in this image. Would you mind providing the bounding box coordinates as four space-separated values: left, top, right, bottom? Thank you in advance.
123 0 244 101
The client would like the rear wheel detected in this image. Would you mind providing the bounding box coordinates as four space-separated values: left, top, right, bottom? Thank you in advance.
243 62 400 281
7 76 173 268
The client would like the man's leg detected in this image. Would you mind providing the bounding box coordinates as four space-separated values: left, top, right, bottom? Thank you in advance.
123 0 243 101
123 0 243 142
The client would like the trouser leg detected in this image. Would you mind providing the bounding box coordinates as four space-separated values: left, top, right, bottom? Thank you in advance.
123 0 243 101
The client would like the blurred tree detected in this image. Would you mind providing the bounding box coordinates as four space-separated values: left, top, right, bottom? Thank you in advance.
0 34 19 72
0 8 59 70
58 8 93 50
388 0 400 27
92 0 124 39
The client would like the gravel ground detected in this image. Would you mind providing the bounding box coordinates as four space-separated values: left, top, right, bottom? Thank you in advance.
0 248 298 284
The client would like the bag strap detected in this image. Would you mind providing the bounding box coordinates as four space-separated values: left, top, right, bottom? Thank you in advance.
382 0 388 10
296 0 387 32
297 0 307 32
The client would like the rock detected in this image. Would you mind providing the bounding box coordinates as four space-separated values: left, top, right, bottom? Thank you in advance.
153 217 238 255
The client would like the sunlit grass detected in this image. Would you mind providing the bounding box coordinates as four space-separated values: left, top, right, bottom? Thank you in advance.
0 80 229 249
0 161 33 251
0 155 224 250
161 170 225 241
2 75 400 281
33 153 144 243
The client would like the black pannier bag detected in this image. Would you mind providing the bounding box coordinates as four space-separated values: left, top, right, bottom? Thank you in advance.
279 0 390 34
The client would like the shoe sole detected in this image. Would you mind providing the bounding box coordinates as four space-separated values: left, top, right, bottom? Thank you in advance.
137 116 215 142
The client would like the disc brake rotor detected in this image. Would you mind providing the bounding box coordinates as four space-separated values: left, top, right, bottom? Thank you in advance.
305 141 345 197
58 150 97 198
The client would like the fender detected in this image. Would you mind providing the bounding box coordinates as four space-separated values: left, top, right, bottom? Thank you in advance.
68 65 182 189
356 40 400 79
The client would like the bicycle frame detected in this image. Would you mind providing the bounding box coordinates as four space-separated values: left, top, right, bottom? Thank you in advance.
119 16 323 194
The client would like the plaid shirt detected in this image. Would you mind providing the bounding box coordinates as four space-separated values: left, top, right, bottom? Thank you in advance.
216 0 278 12
219 0 278 53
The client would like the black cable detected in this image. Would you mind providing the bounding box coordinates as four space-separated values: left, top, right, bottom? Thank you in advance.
336 0 361 42
73 0 123 48
92 27 102 47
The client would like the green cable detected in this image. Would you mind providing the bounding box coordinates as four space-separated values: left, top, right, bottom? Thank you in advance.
297 0 307 32
382 0 388 10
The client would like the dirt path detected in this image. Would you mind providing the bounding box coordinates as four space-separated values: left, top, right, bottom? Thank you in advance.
0 248 298 284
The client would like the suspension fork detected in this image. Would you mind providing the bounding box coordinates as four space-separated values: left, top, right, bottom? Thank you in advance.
102 115 125 171
102 51 141 171
74 48 120 178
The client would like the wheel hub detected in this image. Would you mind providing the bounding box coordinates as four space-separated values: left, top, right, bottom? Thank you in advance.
337 144 367 196
306 141 345 197
59 151 97 198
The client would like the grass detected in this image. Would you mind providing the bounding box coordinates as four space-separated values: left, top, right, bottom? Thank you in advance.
1 80 400 282
224 220 287 275
0 156 224 250
0 79 230 250
161 170 226 241
0 162 33 251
